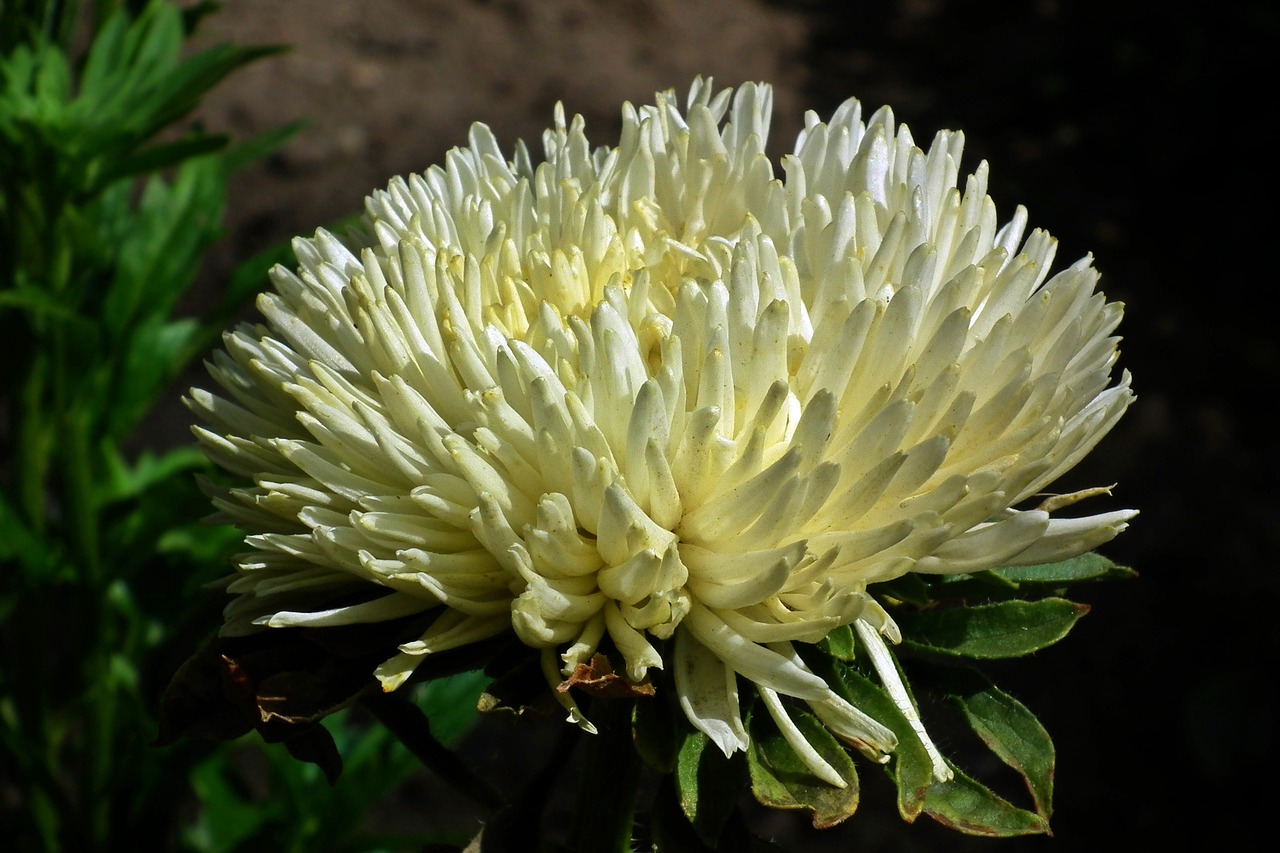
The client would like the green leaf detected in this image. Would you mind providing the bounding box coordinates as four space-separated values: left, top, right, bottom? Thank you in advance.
416 669 490 746
101 445 208 505
922 765 1050 837
816 624 856 661
651 773 784 853
746 706 859 829
931 666 1055 818
675 731 747 848
991 551 1136 586
819 658 934 821
0 285 91 329
96 132 228 185
924 568 1022 601
184 751 273 853
104 156 225 334
0 493 58 579
897 598 1089 659
872 572 932 606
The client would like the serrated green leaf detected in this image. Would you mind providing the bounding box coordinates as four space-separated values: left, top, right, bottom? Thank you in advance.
922 765 1050 837
746 707 859 829
675 731 746 847
992 551 1135 586
897 598 1089 659
950 676 1055 818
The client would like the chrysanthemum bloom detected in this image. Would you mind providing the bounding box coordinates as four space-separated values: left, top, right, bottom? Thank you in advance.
189 78 1134 786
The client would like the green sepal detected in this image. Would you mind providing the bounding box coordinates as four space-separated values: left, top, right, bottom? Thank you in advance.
746 705 860 829
675 731 748 847
896 597 1089 659
922 764 1051 837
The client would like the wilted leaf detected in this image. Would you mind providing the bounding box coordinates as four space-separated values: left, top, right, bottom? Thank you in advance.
157 611 438 781
557 653 655 699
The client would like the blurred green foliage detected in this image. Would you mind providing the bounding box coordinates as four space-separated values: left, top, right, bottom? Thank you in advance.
0 2 487 850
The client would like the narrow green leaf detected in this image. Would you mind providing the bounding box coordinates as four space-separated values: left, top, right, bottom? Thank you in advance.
96 133 228 185
897 598 1089 659
101 445 208 505
220 118 306 174
922 765 1050 837
675 731 746 847
32 42 71 103
77 8 130 99
0 285 91 329
746 707 859 829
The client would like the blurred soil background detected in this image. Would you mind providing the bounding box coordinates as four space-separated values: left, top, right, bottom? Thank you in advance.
160 0 1275 849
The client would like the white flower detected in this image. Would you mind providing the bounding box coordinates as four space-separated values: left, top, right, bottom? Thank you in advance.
189 78 1134 786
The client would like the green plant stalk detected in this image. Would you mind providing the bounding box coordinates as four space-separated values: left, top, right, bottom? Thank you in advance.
363 689 503 809
16 357 49 535
569 697 641 853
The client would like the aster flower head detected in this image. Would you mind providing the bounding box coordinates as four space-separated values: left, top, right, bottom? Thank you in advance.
189 77 1134 787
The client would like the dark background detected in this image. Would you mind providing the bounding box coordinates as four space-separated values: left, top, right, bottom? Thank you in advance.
179 1 1276 849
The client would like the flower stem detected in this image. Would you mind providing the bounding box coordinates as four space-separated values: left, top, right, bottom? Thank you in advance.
569 697 641 853
362 689 502 809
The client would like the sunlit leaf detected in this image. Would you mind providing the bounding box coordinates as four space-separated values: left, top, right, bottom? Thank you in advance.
897 598 1089 659
817 656 934 822
992 551 1136 586
933 666 1055 818
922 765 1050 837
746 706 859 829
816 624 856 661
